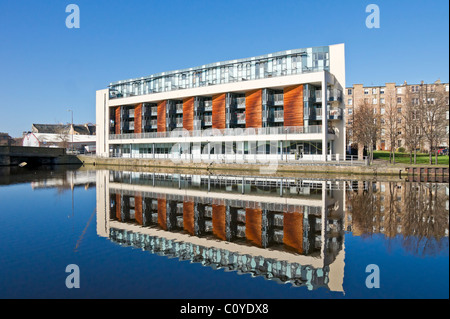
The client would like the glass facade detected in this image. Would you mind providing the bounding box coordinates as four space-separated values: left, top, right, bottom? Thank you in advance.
109 46 330 99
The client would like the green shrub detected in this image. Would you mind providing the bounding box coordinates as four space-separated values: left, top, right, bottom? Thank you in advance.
397 147 406 153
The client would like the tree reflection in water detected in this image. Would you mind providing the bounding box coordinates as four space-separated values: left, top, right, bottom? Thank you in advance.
346 181 449 257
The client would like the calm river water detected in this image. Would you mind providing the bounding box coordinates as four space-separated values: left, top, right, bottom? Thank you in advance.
0 165 448 299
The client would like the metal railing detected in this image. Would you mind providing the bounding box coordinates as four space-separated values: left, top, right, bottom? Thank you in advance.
204 115 212 125
109 125 328 140
273 93 284 106
236 97 246 108
273 110 284 121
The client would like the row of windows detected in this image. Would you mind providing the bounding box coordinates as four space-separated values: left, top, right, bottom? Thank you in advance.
347 84 449 96
347 96 448 107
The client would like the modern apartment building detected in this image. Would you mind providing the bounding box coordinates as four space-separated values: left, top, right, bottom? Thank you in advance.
345 80 449 151
96 44 346 163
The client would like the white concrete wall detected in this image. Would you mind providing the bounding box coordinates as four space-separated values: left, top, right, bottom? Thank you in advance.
329 43 346 157
96 89 109 157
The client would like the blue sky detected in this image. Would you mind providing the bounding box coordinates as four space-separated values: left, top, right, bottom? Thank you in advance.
0 0 448 137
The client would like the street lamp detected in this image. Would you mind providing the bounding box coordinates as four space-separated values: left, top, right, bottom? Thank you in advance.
67 109 74 153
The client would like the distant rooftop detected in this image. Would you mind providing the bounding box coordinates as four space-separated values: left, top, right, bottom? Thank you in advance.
32 124 96 135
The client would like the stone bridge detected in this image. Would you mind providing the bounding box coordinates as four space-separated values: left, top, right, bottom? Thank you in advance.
0 146 81 166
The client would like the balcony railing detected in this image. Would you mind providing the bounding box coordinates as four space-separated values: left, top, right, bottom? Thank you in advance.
236 97 246 109
273 110 284 122
328 107 343 120
237 113 246 124
314 89 343 103
273 93 284 106
151 107 158 116
128 109 134 118
204 115 212 125
109 125 328 141
176 118 184 127
308 107 323 118
176 104 183 113
204 100 213 111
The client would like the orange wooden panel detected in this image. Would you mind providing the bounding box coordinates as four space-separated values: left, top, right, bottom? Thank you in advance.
212 94 226 129
283 212 304 253
183 97 194 131
283 85 304 127
183 201 195 235
212 205 226 240
134 104 142 134
157 198 167 230
157 101 166 133
245 208 262 247
115 194 121 221
134 195 143 225
245 90 262 128
115 107 121 135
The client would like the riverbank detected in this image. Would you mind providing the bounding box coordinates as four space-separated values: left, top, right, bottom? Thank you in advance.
78 155 410 178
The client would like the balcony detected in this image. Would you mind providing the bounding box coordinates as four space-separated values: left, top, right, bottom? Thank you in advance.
328 107 343 120
109 124 328 141
272 93 284 106
236 97 246 109
328 89 343 103
176 103 183 114
176 117 184 128
308 107 323 119
204 100 213 111
273 110 284 122
313 89 343 103
237 113 246 124
315 90 322 103
151 107 158 116
128 109 135 118
150 120 157 129
204 115 212 126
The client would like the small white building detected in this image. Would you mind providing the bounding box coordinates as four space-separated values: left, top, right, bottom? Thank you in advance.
23 123 96 153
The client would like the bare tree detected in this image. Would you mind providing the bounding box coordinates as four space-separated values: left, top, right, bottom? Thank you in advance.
352 99 382 164
384 91 400 163
402 86 425 164
421 84 449 164
57 126 70 150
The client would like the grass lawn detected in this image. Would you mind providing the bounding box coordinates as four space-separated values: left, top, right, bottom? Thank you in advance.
373 151 449 166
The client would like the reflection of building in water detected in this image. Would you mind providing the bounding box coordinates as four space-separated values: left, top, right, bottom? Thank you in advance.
31 170 96 190
345 181 449 255
96 170 346 292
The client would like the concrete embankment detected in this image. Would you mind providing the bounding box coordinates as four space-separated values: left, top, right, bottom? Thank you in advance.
77 155 406 179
